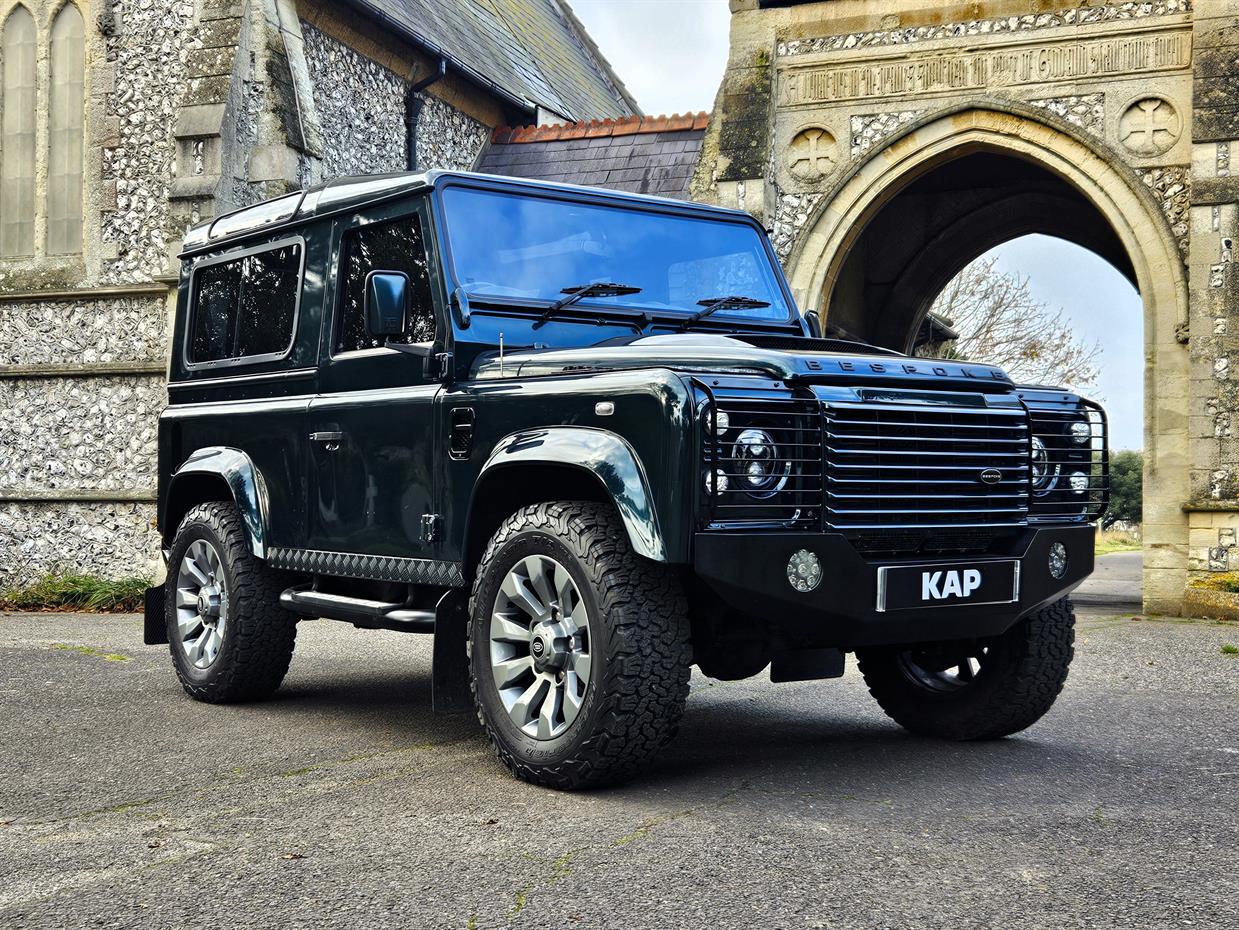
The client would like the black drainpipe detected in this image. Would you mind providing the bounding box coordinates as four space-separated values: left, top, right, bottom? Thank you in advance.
406 57 448 171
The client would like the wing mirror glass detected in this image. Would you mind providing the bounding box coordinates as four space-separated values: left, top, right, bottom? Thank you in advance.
364 271 409 338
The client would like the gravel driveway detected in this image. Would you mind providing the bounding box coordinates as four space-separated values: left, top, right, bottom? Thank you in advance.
1 597 1235 929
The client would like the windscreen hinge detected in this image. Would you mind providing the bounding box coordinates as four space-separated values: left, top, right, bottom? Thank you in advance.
434 352 454 382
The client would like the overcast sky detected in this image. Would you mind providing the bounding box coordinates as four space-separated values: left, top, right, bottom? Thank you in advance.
568 0 1144 450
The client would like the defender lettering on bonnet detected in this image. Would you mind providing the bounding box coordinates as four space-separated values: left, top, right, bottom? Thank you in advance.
148 170 1108 790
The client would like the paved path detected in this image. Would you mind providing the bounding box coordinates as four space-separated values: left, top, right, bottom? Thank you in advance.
1 607 1236 929
1074 550 1143 612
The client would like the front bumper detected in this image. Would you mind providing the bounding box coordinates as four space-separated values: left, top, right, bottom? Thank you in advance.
693 524 1095 650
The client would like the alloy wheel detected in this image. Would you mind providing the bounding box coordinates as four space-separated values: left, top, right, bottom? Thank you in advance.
489 554 592 740
175 539 228 670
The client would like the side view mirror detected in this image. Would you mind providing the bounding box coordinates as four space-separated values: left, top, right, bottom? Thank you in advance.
365 271 409 338
803 308 823 338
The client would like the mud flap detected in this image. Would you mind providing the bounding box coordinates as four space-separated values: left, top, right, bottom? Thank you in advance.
143 586 168 645
432 589 471 714
770 647 844 683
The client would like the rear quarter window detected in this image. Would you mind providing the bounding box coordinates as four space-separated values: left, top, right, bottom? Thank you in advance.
188 241 302 365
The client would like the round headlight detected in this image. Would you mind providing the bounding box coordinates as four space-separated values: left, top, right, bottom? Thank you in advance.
1031 437 1060 497
1070 421 1092 445
1048 542 1068 580
732 428 791 500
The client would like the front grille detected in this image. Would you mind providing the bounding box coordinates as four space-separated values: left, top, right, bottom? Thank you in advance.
846 528 1005 557
823 399 1031 529
702 384 822 528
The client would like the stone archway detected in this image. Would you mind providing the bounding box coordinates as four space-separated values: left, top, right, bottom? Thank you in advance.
783 106 1190 613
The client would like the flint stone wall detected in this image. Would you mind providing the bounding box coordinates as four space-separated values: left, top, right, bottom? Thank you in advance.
0 376 164 491
0 502 158 586
301 23 488 179
100 0 198 284
0 297 167 365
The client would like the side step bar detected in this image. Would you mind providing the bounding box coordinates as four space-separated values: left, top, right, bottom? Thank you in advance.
279 586 436 633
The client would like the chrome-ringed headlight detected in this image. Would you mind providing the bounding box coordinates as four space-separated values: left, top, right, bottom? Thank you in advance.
1030 436 1060 497
732 428 791 500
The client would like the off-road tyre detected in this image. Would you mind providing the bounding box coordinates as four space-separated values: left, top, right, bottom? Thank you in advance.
166 501 298 703
469 501 692 789
856 597 1076 740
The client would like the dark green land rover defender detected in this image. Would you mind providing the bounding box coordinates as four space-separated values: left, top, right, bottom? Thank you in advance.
146 170 1108 788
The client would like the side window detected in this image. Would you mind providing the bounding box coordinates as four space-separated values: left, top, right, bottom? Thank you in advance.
189 243 301 364
335 214 435 354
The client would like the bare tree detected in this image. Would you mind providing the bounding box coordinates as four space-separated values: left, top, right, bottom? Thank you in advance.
919 256 1102 390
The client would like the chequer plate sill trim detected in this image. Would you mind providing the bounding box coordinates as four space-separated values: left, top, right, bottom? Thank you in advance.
267 547 465 587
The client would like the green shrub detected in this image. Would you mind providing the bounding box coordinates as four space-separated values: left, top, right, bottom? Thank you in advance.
0 572 150 613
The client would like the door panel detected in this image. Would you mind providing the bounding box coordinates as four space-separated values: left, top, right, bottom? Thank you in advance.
307 199 444 560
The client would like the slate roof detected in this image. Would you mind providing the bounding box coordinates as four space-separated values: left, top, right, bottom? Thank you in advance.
477 113 710 200
346 0 639 122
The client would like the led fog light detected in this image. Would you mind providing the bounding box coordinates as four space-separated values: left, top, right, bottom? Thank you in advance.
704 469 728 495
700 405 729 434
1069 471 1089 493
1070 421 1092 445
787 549 822 593
1048 542 1069 580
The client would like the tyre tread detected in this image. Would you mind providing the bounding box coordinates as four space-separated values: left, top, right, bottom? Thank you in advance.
166 501 298 703
857 597 1076 740
469 501 691 789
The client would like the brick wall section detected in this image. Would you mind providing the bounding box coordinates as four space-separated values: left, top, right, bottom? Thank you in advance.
478 114 709 199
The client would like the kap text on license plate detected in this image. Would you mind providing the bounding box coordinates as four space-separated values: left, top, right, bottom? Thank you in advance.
876 560 1020 612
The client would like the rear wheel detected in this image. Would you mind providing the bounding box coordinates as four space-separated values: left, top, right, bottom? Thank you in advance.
856 597 1075 740
165 502 298 703
469 501 691 789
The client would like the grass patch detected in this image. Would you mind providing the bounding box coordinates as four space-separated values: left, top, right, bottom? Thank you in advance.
1222 644 1238 656
52 643 130 662
0 572 150 613
1191 572 1239 594
1096 529 1142 556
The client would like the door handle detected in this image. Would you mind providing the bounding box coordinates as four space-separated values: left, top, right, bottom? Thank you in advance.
310 431 344 451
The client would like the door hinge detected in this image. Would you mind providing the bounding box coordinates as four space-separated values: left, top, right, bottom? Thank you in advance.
420 514 441 543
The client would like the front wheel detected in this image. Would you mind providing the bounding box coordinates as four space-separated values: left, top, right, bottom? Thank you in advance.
469 501 691 789
856 597 1076 740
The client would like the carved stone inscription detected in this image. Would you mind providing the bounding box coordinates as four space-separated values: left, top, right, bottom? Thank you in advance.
779 30 1191 107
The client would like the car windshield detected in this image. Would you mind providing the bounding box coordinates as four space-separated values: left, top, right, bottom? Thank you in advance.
439 186 793 322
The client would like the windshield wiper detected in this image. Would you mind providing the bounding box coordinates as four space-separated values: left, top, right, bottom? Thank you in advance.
680 295 771 330
534 282 643 326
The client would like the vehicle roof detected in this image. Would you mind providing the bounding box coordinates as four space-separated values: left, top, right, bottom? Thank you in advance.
180 170 759 257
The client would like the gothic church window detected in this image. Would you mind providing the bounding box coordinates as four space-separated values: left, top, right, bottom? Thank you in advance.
47 3 84 255
1 5 37 257
0 2 86 260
